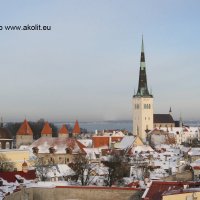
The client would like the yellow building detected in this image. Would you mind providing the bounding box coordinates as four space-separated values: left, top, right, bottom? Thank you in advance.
0 149 30 171
163 190 200 200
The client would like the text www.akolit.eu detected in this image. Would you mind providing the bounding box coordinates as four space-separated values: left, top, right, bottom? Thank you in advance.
0 24 51 31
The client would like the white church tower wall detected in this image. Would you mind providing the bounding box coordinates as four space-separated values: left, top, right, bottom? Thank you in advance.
132 37 153 143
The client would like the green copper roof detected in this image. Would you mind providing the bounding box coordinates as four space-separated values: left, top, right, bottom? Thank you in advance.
134 37 153 98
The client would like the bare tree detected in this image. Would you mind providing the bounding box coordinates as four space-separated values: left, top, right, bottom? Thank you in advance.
0 154 15 172
33 157 55 181
69 153 92 186
103 154 127 187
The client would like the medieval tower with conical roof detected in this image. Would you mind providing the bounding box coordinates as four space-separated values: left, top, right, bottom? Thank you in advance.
133 37 153 142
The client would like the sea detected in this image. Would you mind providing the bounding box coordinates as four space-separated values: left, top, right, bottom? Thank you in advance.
54 120 200 133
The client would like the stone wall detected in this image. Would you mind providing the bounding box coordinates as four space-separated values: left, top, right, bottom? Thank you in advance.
16 135 33 148
4 186 143 200
164 170 193 181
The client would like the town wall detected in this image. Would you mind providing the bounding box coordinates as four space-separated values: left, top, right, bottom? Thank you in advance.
4 186 143 200
164 170 193 181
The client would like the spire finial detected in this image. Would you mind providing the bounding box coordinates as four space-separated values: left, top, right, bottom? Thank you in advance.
141 34 144 53
140 36 145 68
169 107 172 115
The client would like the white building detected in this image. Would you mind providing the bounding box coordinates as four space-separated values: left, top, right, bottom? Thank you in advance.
133 38 153 143
158 126 200 145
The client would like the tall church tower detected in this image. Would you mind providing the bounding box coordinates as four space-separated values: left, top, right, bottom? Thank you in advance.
133 37 153 142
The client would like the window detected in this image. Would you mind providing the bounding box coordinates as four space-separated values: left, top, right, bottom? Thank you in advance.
149 104 151 109
137 126 139 135
66 148 71 154
144 104 146 109
6 142 9 149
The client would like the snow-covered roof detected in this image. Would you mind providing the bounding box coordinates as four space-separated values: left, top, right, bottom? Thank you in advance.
83 148 100 160
131 145 154 153
157 126 199 135
117 136 135 149
77 139 92 147
30 137 81 154
57 164 75 176
188 148 200 156
190 159 200 168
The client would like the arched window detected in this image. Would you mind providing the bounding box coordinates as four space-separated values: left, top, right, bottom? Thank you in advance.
137 126 139 135
144 104 146 109
149 104 151 109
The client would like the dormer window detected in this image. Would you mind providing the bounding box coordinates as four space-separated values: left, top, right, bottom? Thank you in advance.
49 147 55 154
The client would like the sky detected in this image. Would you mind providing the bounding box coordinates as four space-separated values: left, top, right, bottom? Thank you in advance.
0 0 200 122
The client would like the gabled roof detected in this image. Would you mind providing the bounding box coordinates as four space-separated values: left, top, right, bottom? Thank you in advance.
73 120 80 134
117 136 136 149
59 124 68 134
41 122 52 135
16 119 33 135
153 114 174 124
76 140 86 152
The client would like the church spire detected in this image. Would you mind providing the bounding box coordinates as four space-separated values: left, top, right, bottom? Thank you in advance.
134 37 152 97
140 36 145 67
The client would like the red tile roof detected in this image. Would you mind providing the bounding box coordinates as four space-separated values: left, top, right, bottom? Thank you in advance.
59 124 68 134
142 181 200 200
41 122 52 135
73 120 80 134
16 119 33 135
92 136 109 148
193 166 200 170
0 170 36 183
76 139 86 152
92 136 123 148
